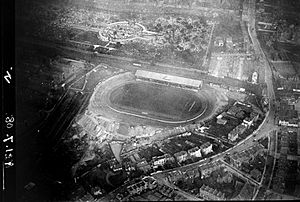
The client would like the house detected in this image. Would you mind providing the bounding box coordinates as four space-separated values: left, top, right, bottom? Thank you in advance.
137 159 151 173
252 72 258 84
152 154 174 167
142 176 158 190
278 120 299 128
183 169 200 179
228 130 239 142
127 177 158 196
250 169 262 182
153 155 166 167
243 117 254 128
123 161 135 173
278 100 299 127
159 185 174 197
167 170 183 183
188 146 202 158
108 158 123 172
133 153 141 162
185 140 195 147
116 189 130 201
226 37 233 48
228 123 247 142
199 161 223 178
129 155 136 163
174 151 188 163
200 142 213 155
199 185 225 200
230 144 264 169
226 105 242 117
230 152 251 169
217 118 227 125
250 112 259 122
214 36 224 47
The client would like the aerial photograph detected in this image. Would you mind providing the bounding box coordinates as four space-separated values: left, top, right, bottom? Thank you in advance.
14 0 300 201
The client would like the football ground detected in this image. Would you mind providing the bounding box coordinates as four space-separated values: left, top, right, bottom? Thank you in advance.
89 72 216 126
109 81 206 121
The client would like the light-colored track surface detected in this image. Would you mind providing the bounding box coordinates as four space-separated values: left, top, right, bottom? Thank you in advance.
88 72 218 126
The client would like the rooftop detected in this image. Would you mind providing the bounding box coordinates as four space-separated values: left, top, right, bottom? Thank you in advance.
229 123 247 136
200 184 225 199
135 70 203 88
174 151 188 157
187 146 200 154
199 142 212 149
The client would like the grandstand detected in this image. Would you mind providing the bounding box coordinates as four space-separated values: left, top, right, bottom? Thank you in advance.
135 70 203 90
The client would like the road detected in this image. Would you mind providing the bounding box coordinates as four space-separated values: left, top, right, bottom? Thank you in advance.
221 160 259 186
152 0 278 198
17 36 261 94
18 3 277 197
267 131 278 189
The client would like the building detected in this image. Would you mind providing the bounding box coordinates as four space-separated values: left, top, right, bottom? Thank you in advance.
108 158 123 172
214 36 224 47
199 160 223 178
278 100 299 127
243 112 259 128
159 185 174 197
250 169 262 182
226 105 242 118
137 159 151 173
174 151 188 163
183 169 200 179
153 155 166 167
226 37 233 49
230 144 264 169
127 183 142 195
133 153 141 162
243 117 254 128
187 146 202 158
142 176 158 190
250 111 260 121
116 189 130 201
217 118 227 125
124 161 135 173
252 72 258 84
278 120 299 128
135 70 203 90
200 142 213 155
152 154 174 168
127 177 157 196
199 185 225 200
228 123 247 142
167 170 183 183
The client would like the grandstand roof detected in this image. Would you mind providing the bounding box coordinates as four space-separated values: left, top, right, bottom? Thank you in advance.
135 70 202 88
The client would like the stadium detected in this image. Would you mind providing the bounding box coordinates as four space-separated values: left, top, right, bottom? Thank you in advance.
88 70 217 126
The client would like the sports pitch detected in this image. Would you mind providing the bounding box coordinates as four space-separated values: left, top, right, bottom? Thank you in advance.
109 81 206 122
88 72 216 125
